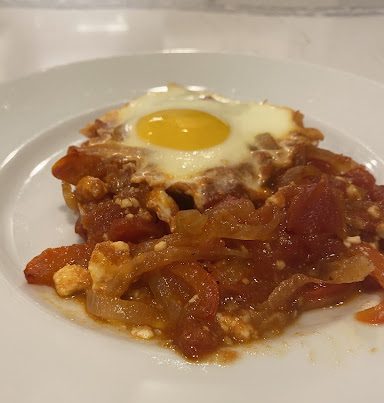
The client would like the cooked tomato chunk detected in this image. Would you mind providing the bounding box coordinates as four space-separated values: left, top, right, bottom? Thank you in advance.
52 148 106 185
287 177 345 238
24 243 94 286
174 315 219 359
344 166 375 193
108 216 168 243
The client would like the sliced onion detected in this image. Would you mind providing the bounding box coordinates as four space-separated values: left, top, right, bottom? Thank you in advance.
173 197 283 242
206 201 283 241
258 256 372 314
306 146 356 174
260 257 373 313
174 210 208 236
86 290 165 329
109 239 247 297
148 273 184 322
261 274 317 311
321 254 374 283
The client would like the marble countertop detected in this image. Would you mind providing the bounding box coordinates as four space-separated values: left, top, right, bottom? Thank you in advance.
0 7 384 85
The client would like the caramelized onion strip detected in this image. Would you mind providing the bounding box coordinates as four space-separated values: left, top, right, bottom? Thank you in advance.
106 239 247 297
86 290 165 329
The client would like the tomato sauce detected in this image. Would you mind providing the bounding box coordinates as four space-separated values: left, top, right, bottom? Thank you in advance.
24 141 384 360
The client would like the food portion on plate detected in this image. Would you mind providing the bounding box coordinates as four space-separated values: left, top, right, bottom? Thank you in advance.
24 84 384 361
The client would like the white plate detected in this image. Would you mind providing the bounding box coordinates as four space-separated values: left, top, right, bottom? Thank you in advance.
1 53 384 403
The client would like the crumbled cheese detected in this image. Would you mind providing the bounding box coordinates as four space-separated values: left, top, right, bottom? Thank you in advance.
154 240 167 251
223 336 233 345
188 294 199 304
267 192 286 208
275 260 286 270
131 326 154 340
129 197 140 208
116 197 139 208
223 301 239 312
120 198 133 208
239 245 248 255
130 288 150 300
241 278 250 285
53 264 91 297
76 176 107 202
346 184 362 200
368 205 381 219
113 241 130 252
369 241 379 249
88 241 132 292
138 209 152 221
343 235 361 248
376 223 384 239
122 162 135 170
240 312 251 323
216 313 254 341
146 189 179 227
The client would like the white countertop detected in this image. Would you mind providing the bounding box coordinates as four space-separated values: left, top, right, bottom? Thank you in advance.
0 7 384 84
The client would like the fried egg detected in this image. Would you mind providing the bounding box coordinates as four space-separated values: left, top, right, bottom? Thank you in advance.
101 85 301 181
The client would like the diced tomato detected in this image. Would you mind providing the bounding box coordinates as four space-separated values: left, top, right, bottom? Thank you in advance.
270 232 307 267
52 147 105 185
307 159 334 175
75 217 87 240
108 216 168 243
371 185 384 205
24 243 94 286
271 232 345 267
79 199 167 243
345 200 379 233
80 200 125 242
169 263 219 320
344 167 375 193
301 234 346 262
210 256 276 305
174 315 219 359
287 177 345 238
361 275 382 292
356 301 384 324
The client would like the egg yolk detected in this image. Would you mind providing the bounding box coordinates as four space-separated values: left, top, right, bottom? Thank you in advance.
136 109 230 151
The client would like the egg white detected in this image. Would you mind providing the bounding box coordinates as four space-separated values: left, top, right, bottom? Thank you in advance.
116 85 300 180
